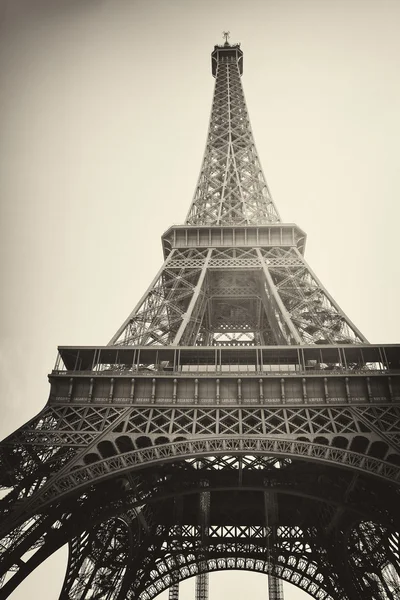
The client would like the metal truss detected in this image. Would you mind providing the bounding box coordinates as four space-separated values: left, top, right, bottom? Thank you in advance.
269 574 284 600
1 440 400 598
347 523 400 598
1 38 400 600
110 246 366 347
57 509 400 600
1 394 400 535
61 519 337 600
185 44 280 226
60 517 132 600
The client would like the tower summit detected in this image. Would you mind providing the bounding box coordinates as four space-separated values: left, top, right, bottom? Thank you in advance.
1 37 400 600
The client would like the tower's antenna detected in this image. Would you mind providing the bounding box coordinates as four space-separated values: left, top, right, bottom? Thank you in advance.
222 30 230 45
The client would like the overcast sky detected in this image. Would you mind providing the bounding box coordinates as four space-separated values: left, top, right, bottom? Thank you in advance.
1 0 400 598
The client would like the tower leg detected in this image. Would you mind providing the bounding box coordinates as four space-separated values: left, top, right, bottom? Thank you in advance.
59 517 134 600
347 523 400 599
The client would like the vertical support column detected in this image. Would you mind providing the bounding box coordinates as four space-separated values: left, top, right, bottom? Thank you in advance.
264 490 285 600
196 486 210 600
168 497 184 599
196 572 209 600
168 582 179 600
173 248 213 345
108 249 177 345
268 574 284 600
256 248 302 344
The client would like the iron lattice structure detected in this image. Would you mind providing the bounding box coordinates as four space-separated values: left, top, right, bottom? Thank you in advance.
1 39 400 600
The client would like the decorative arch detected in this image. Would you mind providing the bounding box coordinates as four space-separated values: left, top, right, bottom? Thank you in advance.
30 435 400 512
61 516 340 600
136 553 336 600
3 456 398 599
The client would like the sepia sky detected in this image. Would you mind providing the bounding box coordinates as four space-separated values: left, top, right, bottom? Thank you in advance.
1 0 400 598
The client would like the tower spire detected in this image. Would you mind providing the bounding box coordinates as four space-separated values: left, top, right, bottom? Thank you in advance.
186 39 280 225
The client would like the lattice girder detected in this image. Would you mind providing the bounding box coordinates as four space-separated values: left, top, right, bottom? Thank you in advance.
2 442 399 562
347 522 400 598
52 466 398 599
0 473 151 597
110 243 366 347
60 517 133 600
2 390 400 533
92 491 384 600
186 47 280 225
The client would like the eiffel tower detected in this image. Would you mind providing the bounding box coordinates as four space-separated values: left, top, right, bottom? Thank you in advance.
1 34 400 600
